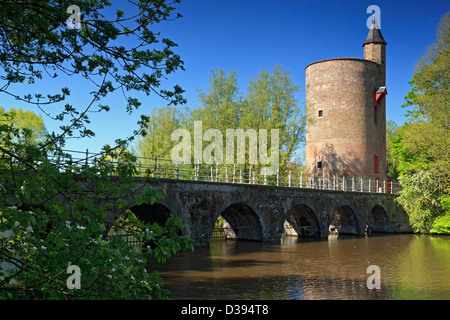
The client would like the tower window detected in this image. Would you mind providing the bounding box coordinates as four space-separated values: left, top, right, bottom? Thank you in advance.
317 161 322 169
318 109 323 118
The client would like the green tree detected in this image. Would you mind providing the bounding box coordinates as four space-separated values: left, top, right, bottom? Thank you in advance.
193 69 242 131
137 66 305 181
188 69 242 167
0 0 185 145
395 12 450 233
136 105 184 161
0 107 47 145
385 119 402 178
138 69 243 166
242 65 305 170
0 0 193 299
396 170 445 233
402 12 450 185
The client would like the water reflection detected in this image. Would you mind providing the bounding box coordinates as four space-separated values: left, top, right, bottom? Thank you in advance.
151 234 450 300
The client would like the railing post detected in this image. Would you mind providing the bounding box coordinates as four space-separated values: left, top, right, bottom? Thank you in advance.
252 168 254 184
85 149 89 167
240 169 242 184
352 177 355 192
300 172 303 188
277 169 279 186
215 162 218 182
139 161 142 177
233 164 236 183
154 156 157 178
264 167 267 185
225 167 228 183
312 173 315 189
361 177 363 192
369 179 371 193
288 170 291 187
343 176 345 191
194 161 197 180
249 165 252 184
159 163 161 179
383 180 386 193
211 166 213 182
197 160 200 181
177 160 180 180
333 175 336 190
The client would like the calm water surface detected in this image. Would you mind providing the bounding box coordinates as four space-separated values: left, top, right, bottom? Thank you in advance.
153 234 450 300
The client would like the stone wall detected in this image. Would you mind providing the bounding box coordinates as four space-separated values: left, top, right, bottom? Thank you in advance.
126 179 411 245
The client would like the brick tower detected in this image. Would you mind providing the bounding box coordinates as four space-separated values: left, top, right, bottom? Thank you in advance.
305 18 387 189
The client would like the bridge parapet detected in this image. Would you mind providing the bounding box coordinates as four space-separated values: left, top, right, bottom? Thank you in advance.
65 149 401 195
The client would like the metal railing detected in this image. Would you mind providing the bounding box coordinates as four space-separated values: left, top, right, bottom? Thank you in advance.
105 233 143 250
54 148 402 194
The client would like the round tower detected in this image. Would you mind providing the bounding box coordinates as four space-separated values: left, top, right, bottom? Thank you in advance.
305 18 387 186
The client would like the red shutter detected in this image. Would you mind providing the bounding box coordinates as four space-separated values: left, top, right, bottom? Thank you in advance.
387 180 392 194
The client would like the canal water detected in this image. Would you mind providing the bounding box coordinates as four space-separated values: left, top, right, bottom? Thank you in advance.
154 234 450 300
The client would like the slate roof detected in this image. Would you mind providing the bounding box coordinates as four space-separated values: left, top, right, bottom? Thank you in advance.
363 17 387 46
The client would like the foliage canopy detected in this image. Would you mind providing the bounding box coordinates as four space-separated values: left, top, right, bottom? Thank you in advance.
0 0 193 299
137 66 306 172
394 12 450 233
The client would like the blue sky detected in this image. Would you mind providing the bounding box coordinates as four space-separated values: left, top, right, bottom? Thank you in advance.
2 0 450 154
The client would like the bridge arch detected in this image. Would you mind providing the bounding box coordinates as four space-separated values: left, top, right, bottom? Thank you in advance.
218 202 262 241
367 204 389 233
330 205 360 235
283 204 321 237
129 202 172 226
106 202 176 249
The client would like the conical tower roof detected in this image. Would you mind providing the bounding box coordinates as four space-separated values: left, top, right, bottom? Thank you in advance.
363 17 387 46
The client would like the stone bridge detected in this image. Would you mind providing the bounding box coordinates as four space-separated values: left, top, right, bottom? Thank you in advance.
121 178 411 245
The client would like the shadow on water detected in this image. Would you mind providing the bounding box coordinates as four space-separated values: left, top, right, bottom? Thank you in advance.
149 234 450 300
153 240 287 274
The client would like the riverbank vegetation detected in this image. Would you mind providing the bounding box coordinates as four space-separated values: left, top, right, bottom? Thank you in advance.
387 12 450 234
